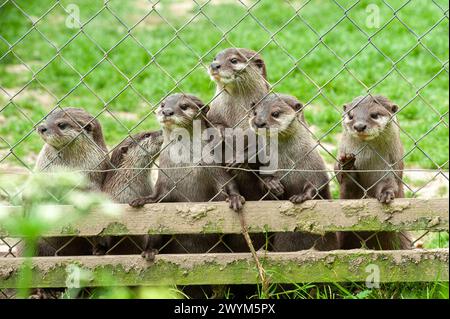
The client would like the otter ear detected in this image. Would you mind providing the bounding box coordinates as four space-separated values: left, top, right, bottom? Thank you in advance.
109 144 128 166
282 96 304 112
343 104 348 112
83 122 93 133
189 95 209 115
389 103 399 113
254 58 265 70
373 95 398 114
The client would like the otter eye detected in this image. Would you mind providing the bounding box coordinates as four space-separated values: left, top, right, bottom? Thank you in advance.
348 114 354 120
370 113 379 119
58 123 68 130
253 110 257 116
144 133 151 138
230 58 238 64
160 103 165 108
180 104 188 110
271 111 280 118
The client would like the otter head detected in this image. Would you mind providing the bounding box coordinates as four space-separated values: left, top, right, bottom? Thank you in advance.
37 108 105 150
343 95 398 141
208 48 267 90
157 93 209 129
249 94 303 136
111 131 163 167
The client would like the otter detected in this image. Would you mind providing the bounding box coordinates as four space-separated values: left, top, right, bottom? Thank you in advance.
249 94 339 251
33 107 111 257
101 131 164 260
35 107 110 191
103 131 163 203
208 48 281 252
335 95 411 250
129 93 244 299
130 93 244 252
208 48 268 131
22 107 111 298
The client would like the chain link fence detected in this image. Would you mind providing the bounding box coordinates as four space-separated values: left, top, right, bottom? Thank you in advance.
0 0 448 298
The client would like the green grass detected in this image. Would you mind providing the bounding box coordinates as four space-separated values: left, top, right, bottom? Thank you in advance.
0 0 448 170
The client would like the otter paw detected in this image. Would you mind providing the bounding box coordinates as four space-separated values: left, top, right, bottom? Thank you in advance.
141 248 158 262
129 197 150 208
289 193 312 204
92 244 107 256
264 177 285 197
227 194 245 212
29 289 59 299
377 189 395 204
339 153 356 170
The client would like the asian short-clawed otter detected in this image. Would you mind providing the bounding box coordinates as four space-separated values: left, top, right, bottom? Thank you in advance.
24 108 111 298
130 93 244 252
129 93 244 299
249 94 339 251
33 107 111 257
101 131 163 260
36 107 110 191
208 48 282 252
208 48 268 131
335 95 411 250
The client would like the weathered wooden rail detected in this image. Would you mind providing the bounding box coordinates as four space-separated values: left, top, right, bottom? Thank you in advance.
0 198 448 288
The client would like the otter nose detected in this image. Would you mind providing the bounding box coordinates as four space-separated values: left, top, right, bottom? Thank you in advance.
162 109 174 117
353 123 367 132
38 125 47 134
254 120 267 128
210 62 221 71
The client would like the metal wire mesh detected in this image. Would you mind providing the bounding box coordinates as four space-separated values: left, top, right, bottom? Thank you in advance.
0 0 448 298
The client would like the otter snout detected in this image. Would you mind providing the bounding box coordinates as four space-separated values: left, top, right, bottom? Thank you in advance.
253 119 267 128
210 62 221 72
37 125 48 134
353 123 367 132
162 109 175 117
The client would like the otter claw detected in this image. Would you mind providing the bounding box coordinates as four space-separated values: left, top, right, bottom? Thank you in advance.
141 248 158 262
129 197 154 208
289 193 312 204
227 195 245 212
378 190 395 204
339 153 356 170
263 177 285 197
92 244 107 256
268 180 284 197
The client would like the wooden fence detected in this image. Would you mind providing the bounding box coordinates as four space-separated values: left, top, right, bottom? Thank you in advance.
0 198 448 289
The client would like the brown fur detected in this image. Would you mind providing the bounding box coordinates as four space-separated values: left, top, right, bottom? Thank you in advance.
32 107 111 257
207 48 276 252
250 94 339 251
101 131 163 259
130 94 244 253
335 95 412 250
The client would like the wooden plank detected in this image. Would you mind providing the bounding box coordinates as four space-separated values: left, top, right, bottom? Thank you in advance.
0 249 447 288
0 198 448 237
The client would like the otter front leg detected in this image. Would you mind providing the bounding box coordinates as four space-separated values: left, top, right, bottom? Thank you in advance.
375 178 398 204
223 178 245 212
289 181 316 203
335 153 357 184
335 153 364 200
